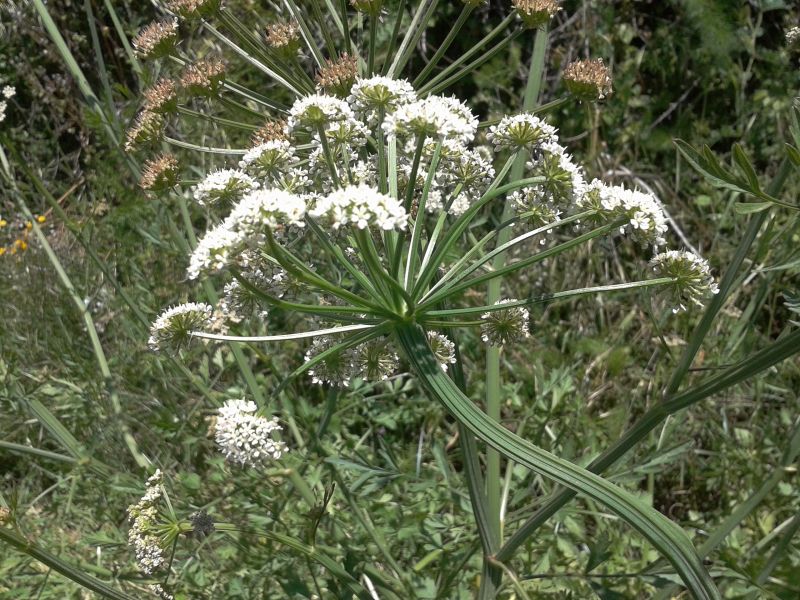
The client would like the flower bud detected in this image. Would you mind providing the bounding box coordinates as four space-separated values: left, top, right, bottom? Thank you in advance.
317 53 359 98
562 58 612 101
266 20 301 58
140 154 180 192
180 59 226 97
167 0 221 19
250 119 288 146
142 78 178 114
133 19 179 60
124 111 165 153
512 0 560 29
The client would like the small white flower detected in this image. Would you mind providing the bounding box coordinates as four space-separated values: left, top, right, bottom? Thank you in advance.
786 26 800 47
193 169 258 206
348 76 417 123
310 184 407 231
287 94 354 134
650 250 719 313
382 95 478 143
480 299 530 346
148 302 213 351
188 222 244 279
488 113 558 152
2 85 15 99
305 336 354 386
127 470 166 575
238 140 297 178
427 332 457 371
214 399 287 466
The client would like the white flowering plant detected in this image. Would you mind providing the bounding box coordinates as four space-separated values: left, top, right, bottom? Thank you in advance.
116 2 800 599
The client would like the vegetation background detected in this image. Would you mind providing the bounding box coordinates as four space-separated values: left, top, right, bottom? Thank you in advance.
1 0 799 597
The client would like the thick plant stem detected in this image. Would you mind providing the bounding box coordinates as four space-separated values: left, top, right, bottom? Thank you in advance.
483 27 549 595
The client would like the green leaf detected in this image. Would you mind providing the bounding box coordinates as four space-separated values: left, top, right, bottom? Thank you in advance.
785 143 800 167
732 144 760 191
734 202 772 215
396 324 721 600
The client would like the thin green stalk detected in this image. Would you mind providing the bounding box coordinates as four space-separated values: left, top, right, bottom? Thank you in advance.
282 0 326 68
412 4 473 87
391 135 426 277
404 138 443 289
368 12 377 74
483 29 548 595
102 0 142 78
177 106 259 131
381 0 407 75
339 0 352 53
387 0 439 78
317 124 341 187
0 528 136 600
309 0 338 58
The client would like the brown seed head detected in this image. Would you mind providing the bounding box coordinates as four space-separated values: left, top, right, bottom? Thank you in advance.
125 111 165 152
512 0 560 29
251 119 288 146
140 154 180 192
562 58 612 101
167 0 221 18
133 19 179 59
266 21 300 55
316 54 359 97
142 78 178 113
180 59 226 96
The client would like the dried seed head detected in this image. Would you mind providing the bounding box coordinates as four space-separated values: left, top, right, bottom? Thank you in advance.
125 111 165 152
251 119 288 146
316 53 359 97
133 19 179 59
142 78 178 113
266 20 300 56
512 0 560 29
351 0 383 16
180 59 226 96
188 510 215 538
167 0 221 19
562 58 612 101
140 154 180 192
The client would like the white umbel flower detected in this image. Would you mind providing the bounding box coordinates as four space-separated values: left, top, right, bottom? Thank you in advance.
193 169 258 206
2 85 15 99
481 300 530 346
578 180 668 247
488 113 558 152
427 332 457 371
238 140 297 178
310 184 408 230
287 94 354 134
650 250 719 312
382 95 478 143
348 76 416 123
214 399 287 466
148 302 213 351
127 470 166 575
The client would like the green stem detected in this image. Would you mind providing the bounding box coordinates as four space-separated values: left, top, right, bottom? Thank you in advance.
368 12 377 74
381 0 407 75
412 4 473 87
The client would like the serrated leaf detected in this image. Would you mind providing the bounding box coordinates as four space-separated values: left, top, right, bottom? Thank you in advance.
734 202 772 214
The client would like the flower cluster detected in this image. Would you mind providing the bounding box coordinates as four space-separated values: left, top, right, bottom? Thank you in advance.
214 399 287 466
306 336 400 386
650 250 719 312
428 332 457 371
481 300 530 346
126 470 166 575
0 85 15 123
148 303 213 351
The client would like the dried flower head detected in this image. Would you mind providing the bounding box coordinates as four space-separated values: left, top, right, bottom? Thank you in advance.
351 0 383 16
481 300 530 346
140 154 180 192
251 119 288 146
214 399 287 466
266 20 301 55
127 470 166 575
188 510 215 538
317 53 359 97
180 59 226 96
563 58 612 101
427 332 457 371
125 111 165 152
133 19 179 59
148 302 213 351
168 0 220 19
649 250 719 313
142 78 178 113
513 0 560 29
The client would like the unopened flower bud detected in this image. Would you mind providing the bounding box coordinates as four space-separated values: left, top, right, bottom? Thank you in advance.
140 154 180 192
133 19 179 59
316 53 359 98
125 111 165 152
266 21 301 57
251 119 288 146
513 0 560 29
180 59 226 96
142 78 178 114
562 58 612 101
